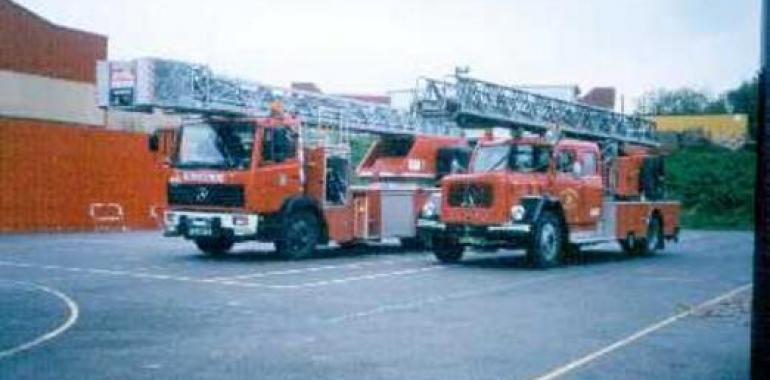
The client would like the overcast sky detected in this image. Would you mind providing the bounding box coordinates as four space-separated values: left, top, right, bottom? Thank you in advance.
17 0 761 108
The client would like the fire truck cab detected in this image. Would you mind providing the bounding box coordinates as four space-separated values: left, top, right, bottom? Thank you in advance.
417 135 680 268
156 113 466 259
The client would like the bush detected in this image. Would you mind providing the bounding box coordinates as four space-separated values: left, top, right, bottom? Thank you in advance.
665 145 755 229
350 135 376 168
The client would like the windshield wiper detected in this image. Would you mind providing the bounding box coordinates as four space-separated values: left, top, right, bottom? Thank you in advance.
485 154 509 172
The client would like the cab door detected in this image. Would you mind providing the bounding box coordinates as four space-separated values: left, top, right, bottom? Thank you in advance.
321 155 355 243
252 126 302 213
575 149 603 227
553 147 582 225
554 147 604 227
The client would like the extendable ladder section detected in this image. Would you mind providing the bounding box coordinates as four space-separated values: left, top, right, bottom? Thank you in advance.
413 76 658 146
97 58 458 136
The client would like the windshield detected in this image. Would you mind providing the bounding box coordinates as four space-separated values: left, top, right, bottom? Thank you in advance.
470 144 550 173
471 144 510 172
175 122 255 169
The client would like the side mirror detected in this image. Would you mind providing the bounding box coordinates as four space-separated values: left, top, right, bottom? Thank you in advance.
148 133 159 152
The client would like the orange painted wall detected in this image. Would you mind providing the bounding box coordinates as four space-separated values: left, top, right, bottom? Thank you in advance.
0 119 167 232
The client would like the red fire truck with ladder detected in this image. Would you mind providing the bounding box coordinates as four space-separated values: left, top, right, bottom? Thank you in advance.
97 58 469 258
413 75 680 268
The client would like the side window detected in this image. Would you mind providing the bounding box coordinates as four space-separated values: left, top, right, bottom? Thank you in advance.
325 156 350 205
262 127 297 163
534 147 551 172
581 152 598 177
556 150 575 173
281 129 297 160
262 128 274 161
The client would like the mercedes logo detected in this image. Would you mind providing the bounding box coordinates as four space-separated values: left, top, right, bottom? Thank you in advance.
462 184 478 207
195 187 210 202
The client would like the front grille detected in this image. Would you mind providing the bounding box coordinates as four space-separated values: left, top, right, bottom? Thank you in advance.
447 183 493 208
168 184 245 208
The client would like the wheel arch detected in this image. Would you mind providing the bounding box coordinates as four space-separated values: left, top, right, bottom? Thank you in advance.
648 207 664 249
527 196 569 234
520 195 570 247
650 208 663 225
279 195 329 243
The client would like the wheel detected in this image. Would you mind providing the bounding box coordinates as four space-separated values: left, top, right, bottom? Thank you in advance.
276 210 321 260
638 214 664 255
432 237 464 264
527 211 565 268
194 236 234 256
619 237 636 255
620 215 664 256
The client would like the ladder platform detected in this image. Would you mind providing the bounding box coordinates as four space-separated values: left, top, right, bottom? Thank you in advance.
97 58 457 136
414 76 658 146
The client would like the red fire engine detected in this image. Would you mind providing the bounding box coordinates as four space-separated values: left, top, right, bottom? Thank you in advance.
413 75 680 267
98 58 467 258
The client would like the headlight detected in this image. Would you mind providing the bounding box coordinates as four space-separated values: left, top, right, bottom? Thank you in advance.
232 215 249 226
510 205 526 221
421 200 438 218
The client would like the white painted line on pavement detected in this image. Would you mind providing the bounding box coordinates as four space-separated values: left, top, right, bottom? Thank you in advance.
0 260 262 288
529 283 753 380
326 270 588 323
0 260 444 290
280 265 445 289
207 255 432 281
0 282 80 360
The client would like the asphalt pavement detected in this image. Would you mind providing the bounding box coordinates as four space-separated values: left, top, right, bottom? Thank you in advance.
0 230 752 380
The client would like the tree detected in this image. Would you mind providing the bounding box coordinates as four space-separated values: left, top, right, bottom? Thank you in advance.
639 87 725 115
637 88 715 115
637 77 759 140
725 77 759 138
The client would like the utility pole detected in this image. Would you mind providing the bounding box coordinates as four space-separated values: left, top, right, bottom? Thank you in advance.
620 94 625 114
752 0 770 378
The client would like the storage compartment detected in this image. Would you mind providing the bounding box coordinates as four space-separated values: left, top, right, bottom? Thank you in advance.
613 156 642 198
380 189 416 238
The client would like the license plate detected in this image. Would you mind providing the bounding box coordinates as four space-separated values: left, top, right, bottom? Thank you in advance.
188 219 212 236
188 227 212 236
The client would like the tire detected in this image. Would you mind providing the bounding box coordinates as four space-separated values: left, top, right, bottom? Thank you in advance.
432 237 464 264
637 214 664 256
527 211 565 268
194 237 234 256
620 215 664 256
276 210 321 260
619 237 636 255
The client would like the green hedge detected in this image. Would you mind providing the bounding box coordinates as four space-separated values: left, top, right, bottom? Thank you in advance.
665 146 755 229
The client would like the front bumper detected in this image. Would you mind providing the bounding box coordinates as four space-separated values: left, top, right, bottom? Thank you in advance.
417 218 531 246
164 210 259 240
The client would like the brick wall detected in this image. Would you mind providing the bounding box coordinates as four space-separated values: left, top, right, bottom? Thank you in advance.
0 0 107 83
